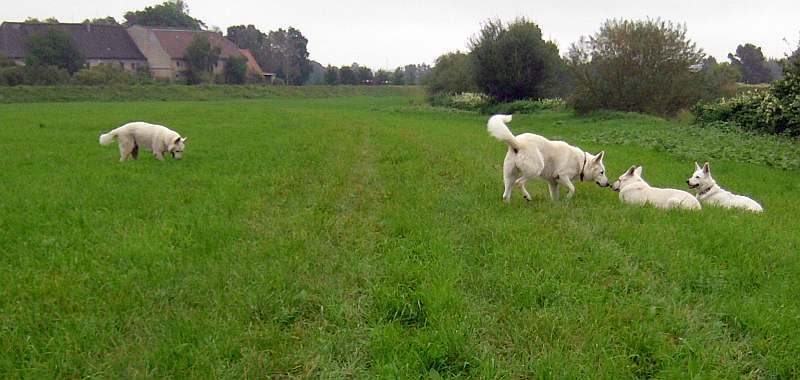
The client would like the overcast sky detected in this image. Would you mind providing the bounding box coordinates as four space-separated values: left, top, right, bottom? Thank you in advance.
3 0 798 69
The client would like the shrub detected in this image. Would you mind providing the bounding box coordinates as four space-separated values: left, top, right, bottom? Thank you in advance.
224 55 248 84
0 66 25 86
469 18 562 101
21 65 71 85
693 60 800 136
567 19 705 116
73 64 135 85
24 28 85 74
486 98 566 114
424 51 476 95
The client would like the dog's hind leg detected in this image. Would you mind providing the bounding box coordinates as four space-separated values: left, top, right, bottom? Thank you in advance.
117 136 134 162
502 158 517 203
519 183 532 201
131 142 139 160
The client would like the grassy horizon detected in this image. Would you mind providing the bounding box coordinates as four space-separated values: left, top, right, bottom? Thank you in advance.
1 95 798 378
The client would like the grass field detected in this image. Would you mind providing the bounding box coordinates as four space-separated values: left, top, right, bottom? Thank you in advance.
1 94 799 378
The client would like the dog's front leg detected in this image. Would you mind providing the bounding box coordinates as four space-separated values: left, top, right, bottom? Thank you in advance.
557 176 576 199
154 151 165 161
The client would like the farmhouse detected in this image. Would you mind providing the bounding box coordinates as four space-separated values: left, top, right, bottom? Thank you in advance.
127 26 262 81
0 22 264 82
0 22 147 70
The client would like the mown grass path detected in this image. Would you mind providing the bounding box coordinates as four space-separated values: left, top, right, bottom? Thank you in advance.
1 96 798 377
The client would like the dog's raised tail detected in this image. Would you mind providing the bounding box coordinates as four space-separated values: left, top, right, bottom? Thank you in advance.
99 131 115 146
487 114 519 151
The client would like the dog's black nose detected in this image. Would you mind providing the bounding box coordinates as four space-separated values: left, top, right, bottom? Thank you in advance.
686 180 690 184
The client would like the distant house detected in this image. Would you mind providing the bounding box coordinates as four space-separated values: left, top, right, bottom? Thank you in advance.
0 22 147 71
127 26 260 81
238 48 263 76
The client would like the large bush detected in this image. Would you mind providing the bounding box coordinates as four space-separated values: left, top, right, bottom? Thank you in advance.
424 51 476 95
24 28 85 74
567 19 705 116
469 18 562 101
693 61 800 136
224 55 248 84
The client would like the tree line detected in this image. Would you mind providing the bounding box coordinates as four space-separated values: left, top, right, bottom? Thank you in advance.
321 63 430 86
425 17 800 116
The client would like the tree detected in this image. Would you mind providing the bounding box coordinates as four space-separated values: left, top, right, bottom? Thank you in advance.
224 55 248 84
324 65 339 85
469 18 561 101
124 0 205 30
374 69 390 85
697 57 741 100
728 43 772 84
25 28 85 74
82 17 119 25
24 17 59 24
339 65 357 85
392 67 405 85
567 19 705 115
183 34 220 84
356 65 373 84
261 27 311 85
425 51 476 94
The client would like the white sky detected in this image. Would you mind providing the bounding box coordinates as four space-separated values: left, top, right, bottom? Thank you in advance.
2 0 798 69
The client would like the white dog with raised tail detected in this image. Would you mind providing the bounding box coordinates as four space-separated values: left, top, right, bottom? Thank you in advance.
487 114 609 203
100 122 187 162
612 165 701 210
687 162 763 212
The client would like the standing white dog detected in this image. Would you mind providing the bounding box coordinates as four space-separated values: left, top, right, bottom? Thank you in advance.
611 165 701 210
487 114 609 202
687 162 763 212
99 122 187 162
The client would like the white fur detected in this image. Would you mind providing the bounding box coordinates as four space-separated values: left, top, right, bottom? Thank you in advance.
612 166 701 210
99 122 187 162
487 114 609 202
687 162 763 212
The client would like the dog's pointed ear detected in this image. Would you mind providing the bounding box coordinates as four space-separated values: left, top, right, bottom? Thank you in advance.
634 165 643 177
174 137 181 145
594 151 605 162
626 165 637 175
181 137 187 143
702 162 710 174
694 161 701 171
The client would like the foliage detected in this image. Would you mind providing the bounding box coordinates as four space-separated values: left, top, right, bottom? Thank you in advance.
24 28 85 74
374 69 390 85
693 60 800 136
469 18 562 101
697 57 741 101
356 65 373 84
424 51 476 95
183 34 221 85
223 55 248 85
429 92 491 110
392 67 405 85
568 19 705 116
72 64 135 85
728 43 772 84
227 25 311 85
324 65 339 85
82 17 120 26
0 55 16 68
24 17 59 24
123 0 205 30
338 65 358 85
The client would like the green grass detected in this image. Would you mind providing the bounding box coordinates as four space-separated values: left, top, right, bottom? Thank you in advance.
1 95 799 378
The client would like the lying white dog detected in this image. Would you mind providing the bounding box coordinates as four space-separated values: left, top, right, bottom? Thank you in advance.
687 162 763 212
612 165 701 210
487 114 609 202
99 122 187 162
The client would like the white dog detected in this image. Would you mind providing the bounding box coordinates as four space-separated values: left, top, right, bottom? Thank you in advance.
612 165 701 210
487 114 609 202
687 162 763 212
99 122 187 162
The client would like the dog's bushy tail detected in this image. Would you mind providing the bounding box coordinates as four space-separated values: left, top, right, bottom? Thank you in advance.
487 114 519 151
99 130 116 146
